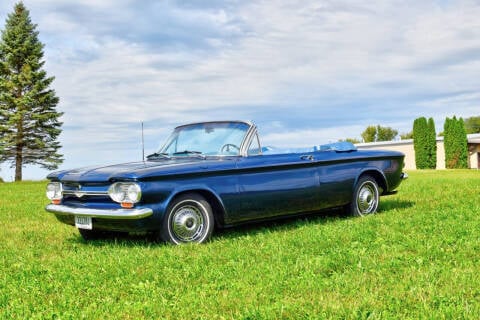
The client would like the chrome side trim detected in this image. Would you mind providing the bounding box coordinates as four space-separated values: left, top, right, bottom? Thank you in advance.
45 204 153 219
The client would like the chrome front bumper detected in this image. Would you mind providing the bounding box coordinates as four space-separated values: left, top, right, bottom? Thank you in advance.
45 204 153 220
400 172 408 180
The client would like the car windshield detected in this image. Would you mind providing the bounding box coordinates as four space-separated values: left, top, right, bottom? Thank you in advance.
159 122 250 156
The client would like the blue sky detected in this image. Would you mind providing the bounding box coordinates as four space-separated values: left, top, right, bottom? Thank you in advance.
1 0 479 181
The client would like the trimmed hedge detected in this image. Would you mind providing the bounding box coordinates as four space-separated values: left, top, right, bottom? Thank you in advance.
413 117 436 169
444 116 468 169
427 117 437 168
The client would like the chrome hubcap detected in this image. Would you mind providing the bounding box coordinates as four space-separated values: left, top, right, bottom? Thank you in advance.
357 182 378 215
171 205 204 242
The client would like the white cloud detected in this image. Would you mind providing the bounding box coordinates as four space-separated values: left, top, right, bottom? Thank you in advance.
0 0 479 181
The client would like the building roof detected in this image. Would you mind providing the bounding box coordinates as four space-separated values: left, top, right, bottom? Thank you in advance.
356 133 480 147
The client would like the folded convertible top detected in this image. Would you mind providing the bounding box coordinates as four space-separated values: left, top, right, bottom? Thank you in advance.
263 141 357 155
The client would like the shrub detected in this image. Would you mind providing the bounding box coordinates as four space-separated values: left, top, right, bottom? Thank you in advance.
444 116 468 169
413 117 436 169
427 118 437 169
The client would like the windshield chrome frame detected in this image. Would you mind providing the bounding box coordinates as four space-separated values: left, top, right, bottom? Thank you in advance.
158 120 259 157
239 123 262 157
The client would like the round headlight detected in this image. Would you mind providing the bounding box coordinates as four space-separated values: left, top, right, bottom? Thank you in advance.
46 182 62 200
108 183 125 203
126 184 142 203
108 182 142 204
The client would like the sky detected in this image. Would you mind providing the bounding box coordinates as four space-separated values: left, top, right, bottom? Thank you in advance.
0 0 479 181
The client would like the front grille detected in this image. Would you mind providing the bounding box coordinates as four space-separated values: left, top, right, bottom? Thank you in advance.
62 182 109 201
62 190 108 197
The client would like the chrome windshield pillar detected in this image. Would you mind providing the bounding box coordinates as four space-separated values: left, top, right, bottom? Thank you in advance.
239 123 260 157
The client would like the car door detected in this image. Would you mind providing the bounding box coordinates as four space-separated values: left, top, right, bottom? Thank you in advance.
229 152 321 223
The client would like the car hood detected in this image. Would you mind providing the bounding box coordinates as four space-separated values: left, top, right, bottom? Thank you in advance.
48 157 237 183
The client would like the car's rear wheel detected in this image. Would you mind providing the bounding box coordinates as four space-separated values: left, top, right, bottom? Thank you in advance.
349 175 379 217
160 193 214 244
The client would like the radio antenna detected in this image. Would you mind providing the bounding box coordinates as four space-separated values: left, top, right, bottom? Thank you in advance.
141 122 145 162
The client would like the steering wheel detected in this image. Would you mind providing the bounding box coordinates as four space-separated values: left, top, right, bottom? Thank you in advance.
220 143 240 154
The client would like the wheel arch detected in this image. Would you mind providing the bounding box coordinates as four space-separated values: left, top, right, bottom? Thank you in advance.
168 189 227 227
356 169 388 195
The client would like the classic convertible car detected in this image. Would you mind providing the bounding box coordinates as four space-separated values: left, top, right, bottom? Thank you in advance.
46 121 407 244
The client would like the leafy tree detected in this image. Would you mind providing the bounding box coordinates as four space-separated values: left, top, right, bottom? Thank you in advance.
361 126 377 143
464 116 480 134
339 138 361 144
0 2 63 181
345 137 361 144
377 125 398 142
361 125 398 143
400 131 413 140
444 116 468 169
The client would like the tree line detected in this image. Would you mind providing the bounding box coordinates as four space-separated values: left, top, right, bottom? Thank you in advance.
346 116 473 169
345 115 480 144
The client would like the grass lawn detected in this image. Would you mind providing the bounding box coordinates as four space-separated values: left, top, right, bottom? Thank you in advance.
1 170 479 319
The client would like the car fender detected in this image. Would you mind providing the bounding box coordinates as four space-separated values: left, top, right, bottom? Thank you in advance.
163 184 227 225
354 168 388 194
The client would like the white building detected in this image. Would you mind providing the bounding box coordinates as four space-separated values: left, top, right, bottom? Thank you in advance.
356 133 480 170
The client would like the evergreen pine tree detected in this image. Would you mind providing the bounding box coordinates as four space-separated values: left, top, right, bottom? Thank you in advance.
0 2 63 181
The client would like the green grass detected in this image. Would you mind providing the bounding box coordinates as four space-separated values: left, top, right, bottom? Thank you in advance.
1 170 480 319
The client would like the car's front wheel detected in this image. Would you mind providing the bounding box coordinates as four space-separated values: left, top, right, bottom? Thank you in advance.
349 175 379 216
160 193 214 244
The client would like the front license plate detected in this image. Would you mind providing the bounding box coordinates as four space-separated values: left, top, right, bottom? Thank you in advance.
75 216 92 230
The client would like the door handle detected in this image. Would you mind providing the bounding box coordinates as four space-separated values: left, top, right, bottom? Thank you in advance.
300 155 314 161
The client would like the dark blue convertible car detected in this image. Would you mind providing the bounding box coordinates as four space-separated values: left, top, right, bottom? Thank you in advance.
46 121 407 244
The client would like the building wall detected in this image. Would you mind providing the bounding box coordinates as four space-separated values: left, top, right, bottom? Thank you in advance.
356 139 454 170
469 145 480 169
356 141 417 170
437 141 445 170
